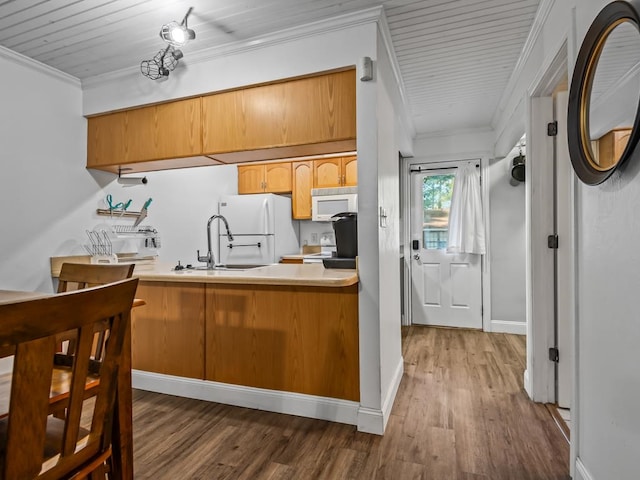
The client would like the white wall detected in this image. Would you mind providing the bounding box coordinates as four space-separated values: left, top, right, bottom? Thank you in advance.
374 26 403 431
0 48 92 293
493 0 640 478
488 151 526 333
574 2 640 479
98 165 238 267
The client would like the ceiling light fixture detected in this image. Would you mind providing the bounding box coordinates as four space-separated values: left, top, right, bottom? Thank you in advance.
140 45 183 80
160 7 195 47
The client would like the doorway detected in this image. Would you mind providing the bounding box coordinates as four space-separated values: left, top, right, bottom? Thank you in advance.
409 161 483 329
526 42 574 458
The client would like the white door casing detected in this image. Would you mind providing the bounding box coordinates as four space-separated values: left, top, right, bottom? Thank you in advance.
409 164 482 329
555 90 573 409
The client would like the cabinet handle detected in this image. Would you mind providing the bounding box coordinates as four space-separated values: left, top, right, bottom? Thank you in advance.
342 174 346 185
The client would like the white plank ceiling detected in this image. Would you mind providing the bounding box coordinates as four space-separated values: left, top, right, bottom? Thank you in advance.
0 0 541 135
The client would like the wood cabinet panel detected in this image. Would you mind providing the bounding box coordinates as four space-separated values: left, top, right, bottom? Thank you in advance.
202 70 356 154
237 162 291 194
292 161 313 219
205 284 359 401
87 98 202 169
237 165 266 194
313 156 357 188
87 111 127 167
265 162 291 192
131 281 205 379
126 99 202 163
314 158 342 188
343 155 358 186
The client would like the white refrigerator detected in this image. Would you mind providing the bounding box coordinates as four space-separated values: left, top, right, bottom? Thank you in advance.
218 194 299 265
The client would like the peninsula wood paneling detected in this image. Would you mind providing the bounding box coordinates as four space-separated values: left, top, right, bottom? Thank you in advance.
204 283 359 401
201 70 356 154
131 281 205 379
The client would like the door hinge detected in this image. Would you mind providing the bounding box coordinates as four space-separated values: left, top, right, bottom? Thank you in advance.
547 234 558 249
547 121 558 136
549 347 559 363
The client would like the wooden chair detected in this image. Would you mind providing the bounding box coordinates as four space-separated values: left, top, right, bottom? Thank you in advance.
55 263 135 357
0 278 138 479
51 263 135 418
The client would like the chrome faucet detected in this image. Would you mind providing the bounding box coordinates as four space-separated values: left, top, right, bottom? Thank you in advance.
197 214 234 269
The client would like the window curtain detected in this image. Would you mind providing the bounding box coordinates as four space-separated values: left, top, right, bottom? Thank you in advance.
447 163 486 254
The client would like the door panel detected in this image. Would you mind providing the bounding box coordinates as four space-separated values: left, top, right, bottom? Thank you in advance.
451 263 471 307
422 264 441 305
410 166 482 328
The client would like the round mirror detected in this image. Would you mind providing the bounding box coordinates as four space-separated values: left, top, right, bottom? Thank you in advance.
568 1 640 185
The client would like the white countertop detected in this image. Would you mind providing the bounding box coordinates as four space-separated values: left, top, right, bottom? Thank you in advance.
133 263 358 287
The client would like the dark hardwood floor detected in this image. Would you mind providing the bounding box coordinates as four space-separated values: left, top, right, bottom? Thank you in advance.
131 326 570 479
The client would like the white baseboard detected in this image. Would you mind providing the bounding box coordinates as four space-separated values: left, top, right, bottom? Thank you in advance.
524 369 532 398
575 457 594 480
357 356 404 435
491 319 526 335
132 370 359 426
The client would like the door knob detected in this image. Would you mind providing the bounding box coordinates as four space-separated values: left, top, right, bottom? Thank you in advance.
413 253 420 260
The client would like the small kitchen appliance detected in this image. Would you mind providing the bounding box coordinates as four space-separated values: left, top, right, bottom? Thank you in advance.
322 212 357 269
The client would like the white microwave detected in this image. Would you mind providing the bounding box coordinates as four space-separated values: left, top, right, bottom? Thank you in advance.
311 187 358 221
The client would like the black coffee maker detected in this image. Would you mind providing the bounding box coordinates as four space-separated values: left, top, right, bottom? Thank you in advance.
323 212 357 269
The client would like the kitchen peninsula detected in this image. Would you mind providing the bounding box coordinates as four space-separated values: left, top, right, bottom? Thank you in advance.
130 263 360 425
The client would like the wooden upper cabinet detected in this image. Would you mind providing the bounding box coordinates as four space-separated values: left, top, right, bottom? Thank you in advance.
202 70 356 154
292 161 313 219
126 98 202 162
87 111 127 167
342 155 358 186
237 162 292 194
87 98 202 170
265 163 292 192
313 156 357 188
314 158 342 188
87 69 356 173
237 165 265 194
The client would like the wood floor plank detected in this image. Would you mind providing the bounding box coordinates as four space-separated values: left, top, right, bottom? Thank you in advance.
129 326 570 479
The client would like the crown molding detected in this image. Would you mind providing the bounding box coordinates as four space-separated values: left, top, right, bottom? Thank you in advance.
82 6 384 89
376 9 416 138
491 0 556 128
1 44 80 87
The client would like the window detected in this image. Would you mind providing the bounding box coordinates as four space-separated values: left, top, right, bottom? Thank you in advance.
422 174 455 249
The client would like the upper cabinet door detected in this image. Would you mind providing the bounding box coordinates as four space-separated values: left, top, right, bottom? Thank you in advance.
126 98 202 162
314 158 342 188
342 156 358 186
264 162 291 193
237 165 266 194
202 70 356 155
87 111 127 167
292 161 313 219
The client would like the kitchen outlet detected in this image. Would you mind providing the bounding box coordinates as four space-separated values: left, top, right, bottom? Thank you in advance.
311 233 318 244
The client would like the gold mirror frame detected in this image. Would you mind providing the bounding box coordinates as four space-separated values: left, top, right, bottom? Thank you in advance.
568 1 640 185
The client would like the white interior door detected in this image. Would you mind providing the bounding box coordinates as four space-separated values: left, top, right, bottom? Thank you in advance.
409 166 482 328
555 90 573 409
